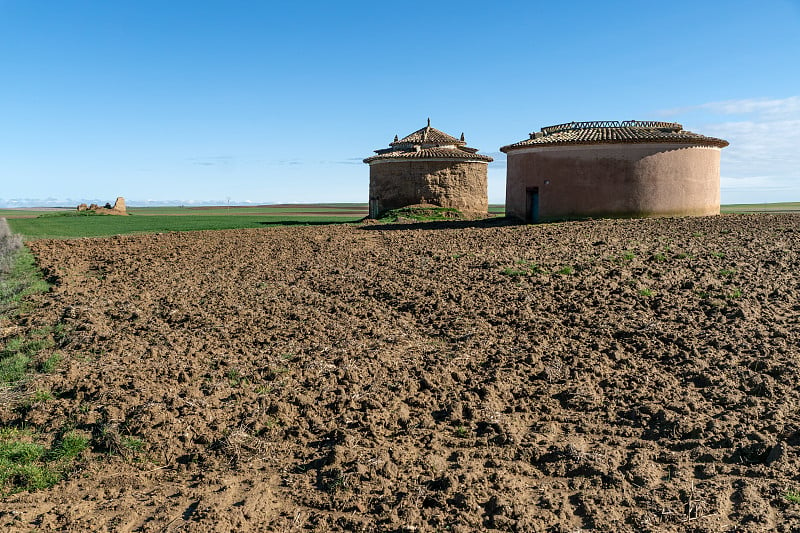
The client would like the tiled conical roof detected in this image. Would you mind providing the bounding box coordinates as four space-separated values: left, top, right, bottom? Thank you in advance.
365 119 493 164
391 120 465 147
500 121 729 152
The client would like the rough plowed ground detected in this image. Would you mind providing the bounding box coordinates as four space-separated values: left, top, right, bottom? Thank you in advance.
2 214 800 532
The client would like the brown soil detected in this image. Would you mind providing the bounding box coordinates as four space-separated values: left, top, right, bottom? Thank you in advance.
3 214 800 532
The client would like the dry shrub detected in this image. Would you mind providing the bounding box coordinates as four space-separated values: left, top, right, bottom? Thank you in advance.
0 218 23 274
221 425 269 465
99 423 125 456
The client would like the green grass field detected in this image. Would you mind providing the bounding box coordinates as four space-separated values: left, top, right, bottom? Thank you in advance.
0 209 71 219
1 202 796 240
1 204 508 240
720 202 800 214
0 204 368 219
2 204 373 239
5 214 365 240
127 203 368 216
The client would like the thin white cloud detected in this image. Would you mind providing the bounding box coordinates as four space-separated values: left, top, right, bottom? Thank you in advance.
706 119 800 177
336 158 364 165
660 96 800 119
187 156 235 167
703 97 800 118
721 175 795 191
659 96 800 202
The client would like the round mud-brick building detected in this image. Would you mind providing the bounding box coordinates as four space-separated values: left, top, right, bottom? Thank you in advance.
500 121 729 222
364 120 493 218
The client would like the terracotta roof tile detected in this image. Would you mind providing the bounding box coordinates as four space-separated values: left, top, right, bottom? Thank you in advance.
500 120 729 152
391 126 464 147
365 120 492 164
364 147 493 163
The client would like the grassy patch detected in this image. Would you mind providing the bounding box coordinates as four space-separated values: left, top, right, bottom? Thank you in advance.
1 223 60 385
1 333 55 386
227 368 246 387
38 352 62 373
27 389 54 404
616 251 635 263
0 428 89 495
254 384 273 395
378 206 466 223
501 260 542 277
47 432 90 462
0 248 51 317
120 436 145 454
0 224 84 495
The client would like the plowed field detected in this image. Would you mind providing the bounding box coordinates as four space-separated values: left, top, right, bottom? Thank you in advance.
3 214 800 532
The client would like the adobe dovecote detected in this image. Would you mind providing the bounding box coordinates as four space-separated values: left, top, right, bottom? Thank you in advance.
364 120 493 218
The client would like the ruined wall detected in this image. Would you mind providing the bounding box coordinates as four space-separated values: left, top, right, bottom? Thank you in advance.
76 196 128 216
369 160 488 217
505 143 722 222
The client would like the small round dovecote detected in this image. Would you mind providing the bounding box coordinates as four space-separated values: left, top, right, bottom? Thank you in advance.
364 121 493 218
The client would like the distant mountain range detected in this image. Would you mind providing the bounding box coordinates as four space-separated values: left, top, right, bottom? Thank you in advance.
0 199 279 208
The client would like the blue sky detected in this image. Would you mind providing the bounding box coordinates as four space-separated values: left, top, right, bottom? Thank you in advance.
1 0 799 207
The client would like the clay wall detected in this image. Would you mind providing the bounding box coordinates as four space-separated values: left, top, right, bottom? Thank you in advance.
505 143 722 222
369 160 488 217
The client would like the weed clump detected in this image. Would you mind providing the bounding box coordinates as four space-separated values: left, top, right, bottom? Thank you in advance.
501 260 543 278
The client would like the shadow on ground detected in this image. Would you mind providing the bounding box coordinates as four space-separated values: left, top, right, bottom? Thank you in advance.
257 220 359 227
360 216 516 231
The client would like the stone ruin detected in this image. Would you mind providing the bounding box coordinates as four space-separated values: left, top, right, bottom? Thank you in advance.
77 197 128 216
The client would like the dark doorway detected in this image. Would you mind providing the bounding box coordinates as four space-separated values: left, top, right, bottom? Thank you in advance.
526 187 540 223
